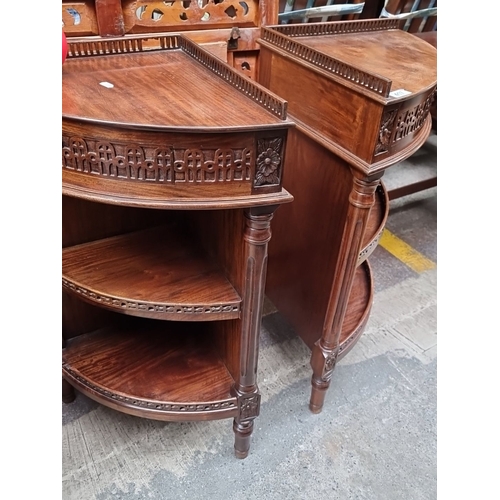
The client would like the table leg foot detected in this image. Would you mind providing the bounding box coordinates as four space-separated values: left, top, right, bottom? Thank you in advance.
62 377 76 404
233 420 253 459
309 377 329 414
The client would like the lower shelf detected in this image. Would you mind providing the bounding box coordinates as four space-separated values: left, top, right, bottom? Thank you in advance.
63 319 238 422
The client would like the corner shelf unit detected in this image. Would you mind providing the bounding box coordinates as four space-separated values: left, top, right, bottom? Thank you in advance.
62 33 294 459
258 19 437 412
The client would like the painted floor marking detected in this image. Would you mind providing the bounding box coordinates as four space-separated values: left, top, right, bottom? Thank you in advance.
378 229 436 273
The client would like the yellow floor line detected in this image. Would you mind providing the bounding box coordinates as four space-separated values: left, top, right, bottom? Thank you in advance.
378 229 436 273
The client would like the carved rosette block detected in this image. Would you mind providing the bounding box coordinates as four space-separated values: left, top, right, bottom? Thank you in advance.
255 137 283 187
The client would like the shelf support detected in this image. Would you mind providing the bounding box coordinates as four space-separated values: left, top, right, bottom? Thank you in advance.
232 205 277 458
309 172 382 413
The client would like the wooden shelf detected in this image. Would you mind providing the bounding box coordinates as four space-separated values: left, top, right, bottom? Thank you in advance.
338 260 373 361
62 319 238 421
359 183 389 264
62 225 242 322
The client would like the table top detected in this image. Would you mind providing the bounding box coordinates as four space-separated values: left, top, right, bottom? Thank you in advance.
298 29 436 95
260 19 437 100
62 34 290 133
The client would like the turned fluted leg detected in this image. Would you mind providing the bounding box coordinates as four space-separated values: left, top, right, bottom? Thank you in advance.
232 206 276 458
309 172 382 413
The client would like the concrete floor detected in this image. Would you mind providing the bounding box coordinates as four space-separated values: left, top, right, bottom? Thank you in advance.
62 132 437 500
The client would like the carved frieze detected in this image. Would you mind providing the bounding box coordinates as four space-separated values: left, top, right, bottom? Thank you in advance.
375 89 437 156
393 90 436 143
63 134 286 190
62 136 253 183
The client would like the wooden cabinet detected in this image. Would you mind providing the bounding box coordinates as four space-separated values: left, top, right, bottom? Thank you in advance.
257 18 437 412
62 33 293 458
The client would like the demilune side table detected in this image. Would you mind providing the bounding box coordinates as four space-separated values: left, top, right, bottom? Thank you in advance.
62 33 293 458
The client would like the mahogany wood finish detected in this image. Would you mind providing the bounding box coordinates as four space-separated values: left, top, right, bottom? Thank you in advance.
62 33 294 458
258 19 437 412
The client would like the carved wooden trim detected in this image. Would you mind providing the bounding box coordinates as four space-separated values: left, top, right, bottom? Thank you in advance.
237 393 261 420
374 109 398 155
63 366 237 413
392 90 437 143
66 34 288 119
67 33 180 56
266 18 401 38
121 0 261 32
62 136 254 184
358 230 382 264
62 278 241 317
374 89 437 156
255 137 283 187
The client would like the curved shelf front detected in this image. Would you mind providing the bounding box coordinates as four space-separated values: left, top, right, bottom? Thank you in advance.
337 260 374 361
358 182 389 265
62 320 239 422
62 225 242 322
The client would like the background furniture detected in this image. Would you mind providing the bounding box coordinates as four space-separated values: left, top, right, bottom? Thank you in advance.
62 33 293 458
258 18 437 412
62 0 278 80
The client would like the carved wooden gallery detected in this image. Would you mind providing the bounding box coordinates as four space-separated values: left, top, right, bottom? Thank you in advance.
62 0 437 458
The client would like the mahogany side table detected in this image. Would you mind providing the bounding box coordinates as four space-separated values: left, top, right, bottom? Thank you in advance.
258 18 437 412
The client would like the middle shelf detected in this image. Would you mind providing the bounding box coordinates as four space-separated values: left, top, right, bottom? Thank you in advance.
62 223 242 322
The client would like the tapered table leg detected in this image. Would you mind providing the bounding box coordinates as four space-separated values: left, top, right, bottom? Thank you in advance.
232 206 276 458
309 173 382 413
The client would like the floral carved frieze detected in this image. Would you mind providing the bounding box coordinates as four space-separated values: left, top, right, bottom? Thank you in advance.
393 90 436 143
62 136 254 184
374 89 437 156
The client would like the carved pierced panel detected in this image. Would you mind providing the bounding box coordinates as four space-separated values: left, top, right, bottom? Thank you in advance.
122 0 260 32
62 1 99 36
374 89 437 157
62 136 254 184
393 90 436 143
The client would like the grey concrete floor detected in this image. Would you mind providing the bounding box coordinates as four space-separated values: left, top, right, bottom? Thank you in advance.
62 133 437 500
